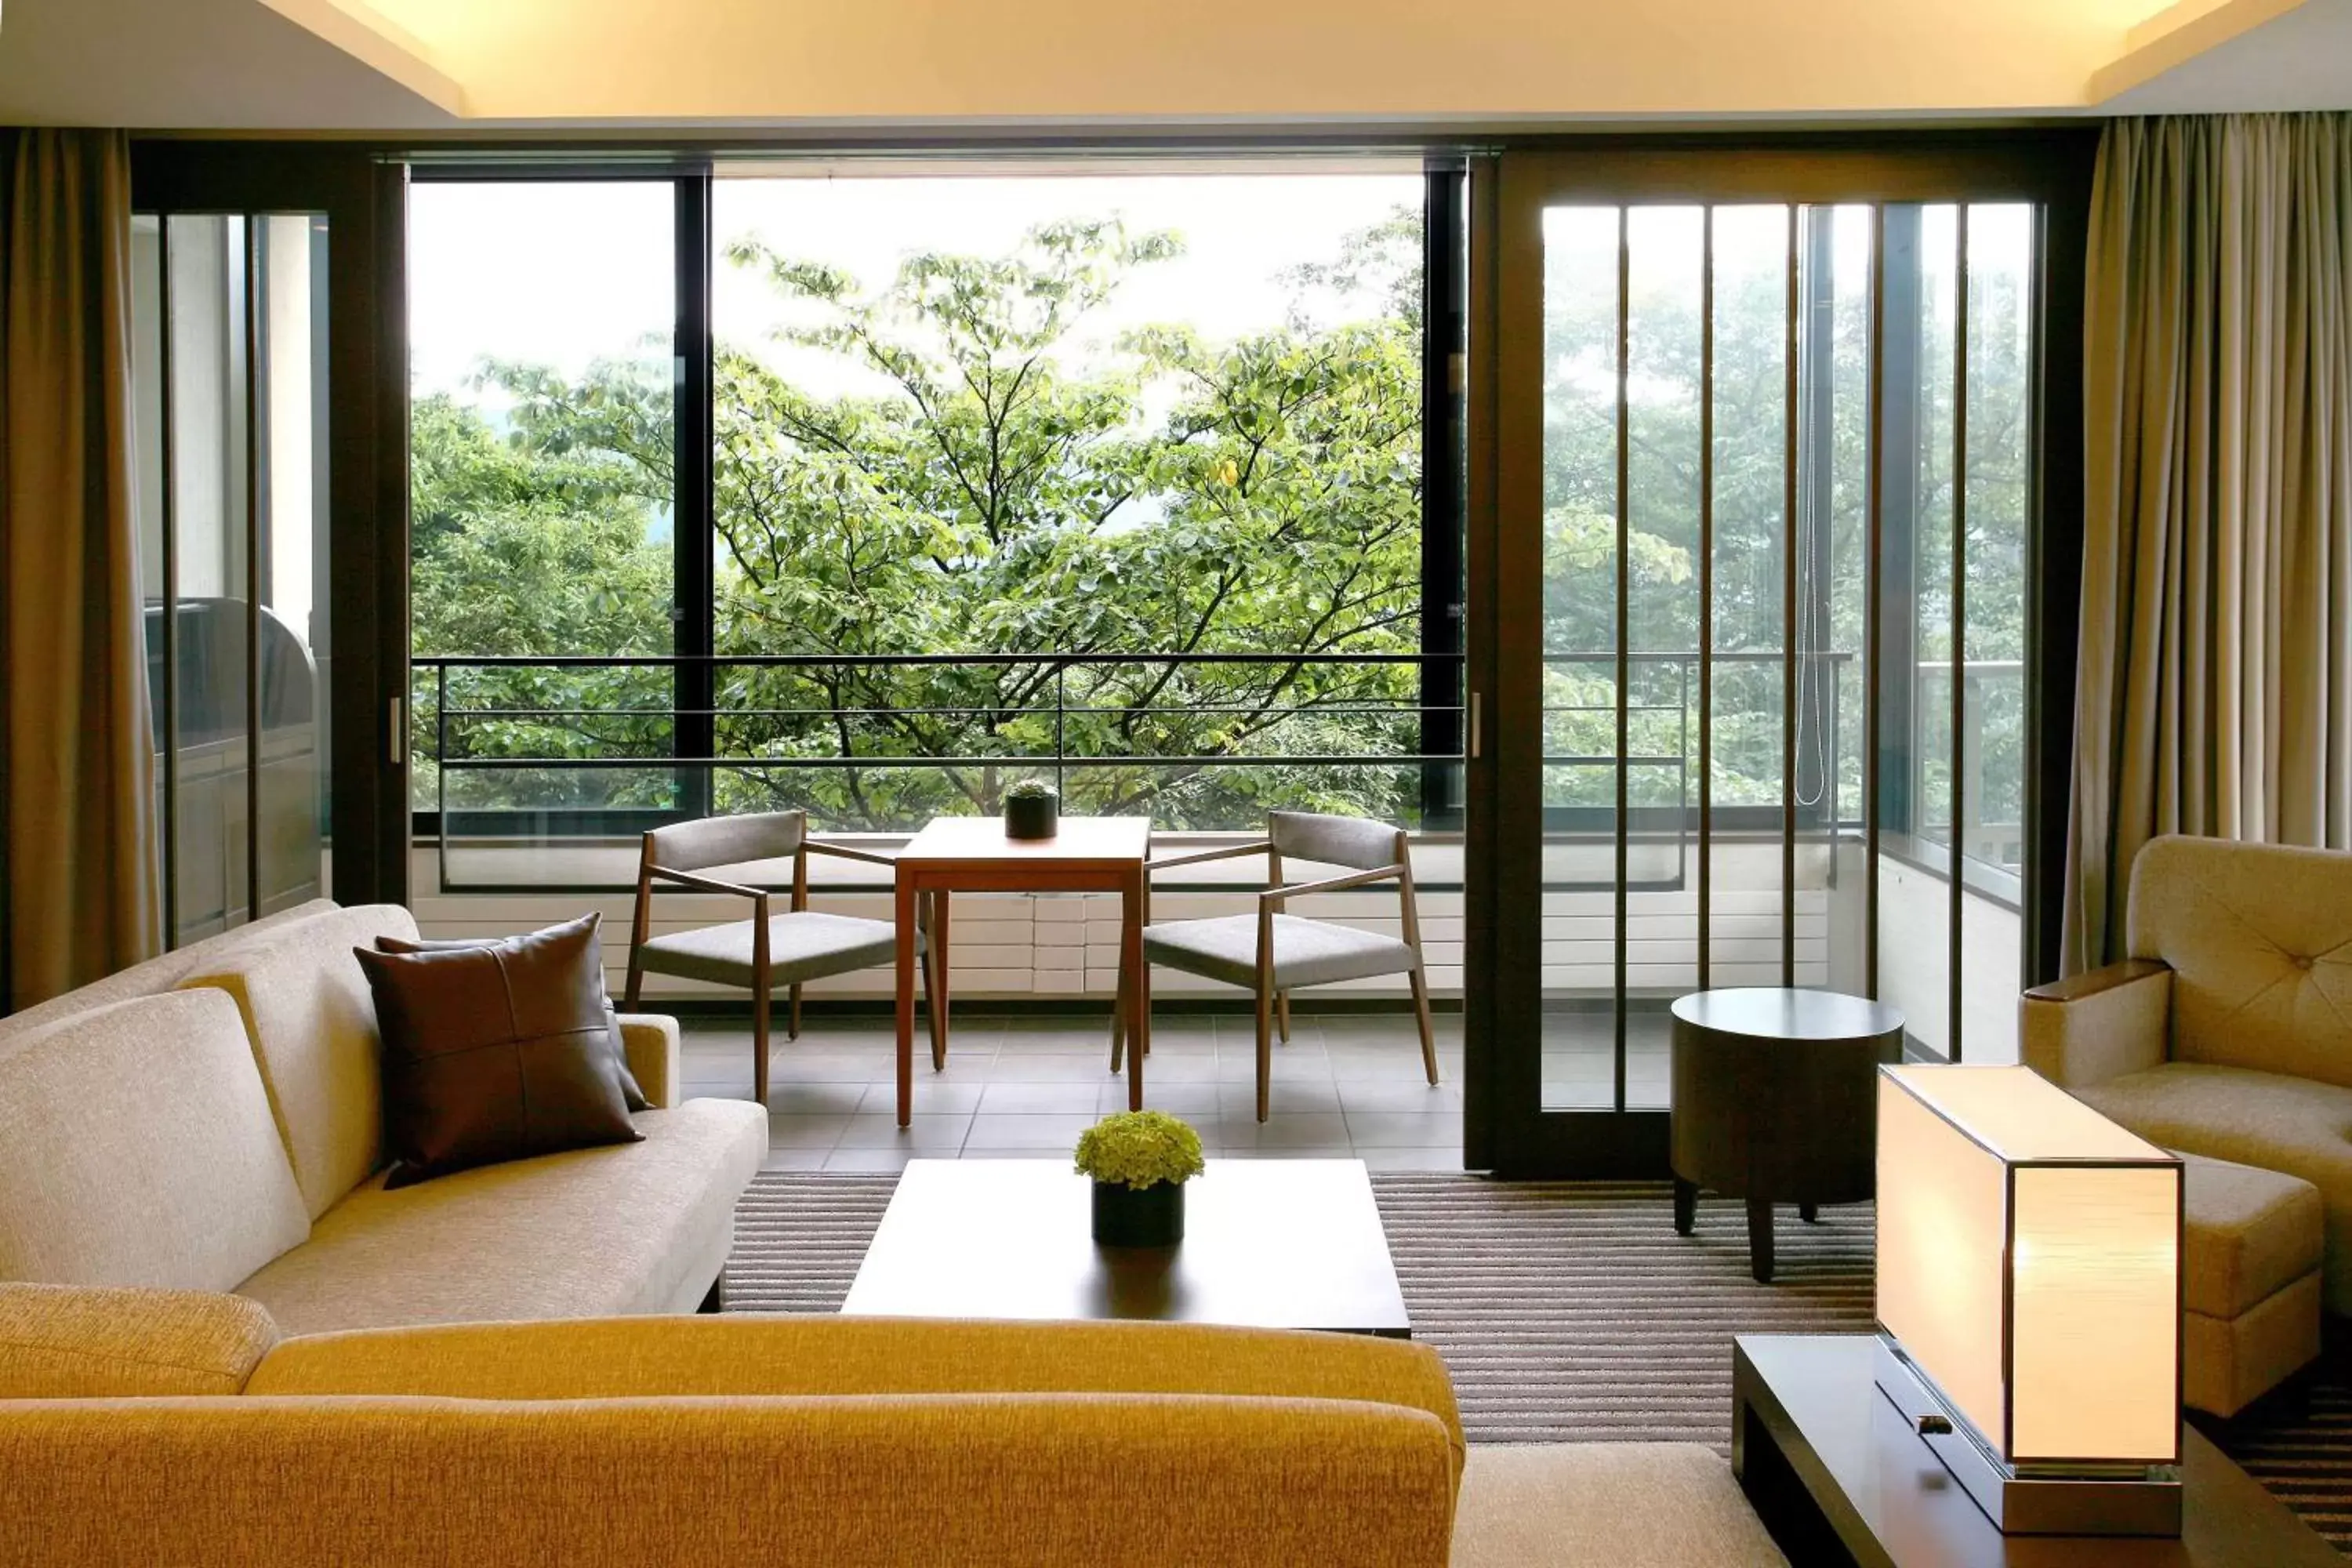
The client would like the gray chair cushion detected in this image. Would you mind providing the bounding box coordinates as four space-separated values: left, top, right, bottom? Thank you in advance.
636 911 916 988
1142 913 1417 991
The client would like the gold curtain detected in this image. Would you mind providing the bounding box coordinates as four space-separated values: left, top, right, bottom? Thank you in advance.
0 129 160 1009
2065 114 2352 973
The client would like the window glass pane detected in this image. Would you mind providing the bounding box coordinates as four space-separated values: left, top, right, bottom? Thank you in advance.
1539 204 1621 1110
1958 201 2035 1060
1622 204 1703 1110
168 215 252 942
406 181 677 823
1823 205 1874 1000
708 172 1426 833
253 214 330 919
1708 204 1791 996
1876 203 1958 1060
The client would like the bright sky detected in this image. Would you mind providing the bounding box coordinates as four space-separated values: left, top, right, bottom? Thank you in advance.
408 173 1425 405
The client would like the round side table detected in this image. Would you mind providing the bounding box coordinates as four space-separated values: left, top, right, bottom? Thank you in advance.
1668 987 1905 1283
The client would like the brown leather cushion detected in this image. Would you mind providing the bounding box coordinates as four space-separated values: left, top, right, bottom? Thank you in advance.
353 913 643 1189
376 930 647 1112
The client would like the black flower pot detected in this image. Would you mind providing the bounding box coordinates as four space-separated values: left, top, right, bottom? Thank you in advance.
1004 793 1059 840
1091 1179 1185 1247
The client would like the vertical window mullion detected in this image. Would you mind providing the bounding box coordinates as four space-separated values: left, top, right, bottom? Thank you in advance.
1613 205 1631 1111
675 173 717 822
1865 207 1889 1003
1697 206 1715 993
241 218 263 930
1780 205 1799 987
1948 206 1971 1060
158 220 181 949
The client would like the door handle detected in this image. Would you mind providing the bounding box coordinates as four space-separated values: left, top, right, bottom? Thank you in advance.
387 695 405 764
1468 691 1482 760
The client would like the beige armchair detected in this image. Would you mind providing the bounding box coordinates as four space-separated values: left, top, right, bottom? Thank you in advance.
625 810 941 1105
1116 811 1437 1123
2023 833 2352 1311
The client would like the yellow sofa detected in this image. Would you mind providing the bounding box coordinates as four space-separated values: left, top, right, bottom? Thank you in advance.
0 1282 1464 1568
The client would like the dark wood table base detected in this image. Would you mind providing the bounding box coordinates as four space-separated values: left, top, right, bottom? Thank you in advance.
1733 1334 2338 1566
1669 988 1905 1283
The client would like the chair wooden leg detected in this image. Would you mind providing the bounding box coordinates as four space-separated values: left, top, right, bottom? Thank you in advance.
1276 988 1292 1045
788 982 803 1041
752 984 771 1107
1109 965 1127 1074
920 935 946 1073
932 891 953 1069
1409 967 1439 1085
1255 982 1275 1123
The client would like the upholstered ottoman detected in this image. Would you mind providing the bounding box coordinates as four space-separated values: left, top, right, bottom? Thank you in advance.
2180 1152 2324 1417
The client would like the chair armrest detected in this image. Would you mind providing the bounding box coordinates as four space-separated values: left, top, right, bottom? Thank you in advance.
2019 959 2172 1088
613 1013 681 1109
1265 864 1406 905
1150 840 1275 873
0 1394 1456 1568
649 866 769 902
803 837 897 869
0 1282 278 1399
247 1315 1463 1479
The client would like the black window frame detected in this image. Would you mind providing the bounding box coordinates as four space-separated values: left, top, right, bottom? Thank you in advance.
405 155 1473 854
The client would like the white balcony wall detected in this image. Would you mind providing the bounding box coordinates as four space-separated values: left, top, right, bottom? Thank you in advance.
1874 853 2021 1064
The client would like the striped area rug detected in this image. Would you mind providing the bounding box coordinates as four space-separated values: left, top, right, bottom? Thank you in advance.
723 1171 2350 1551
2207 1363 2352 1551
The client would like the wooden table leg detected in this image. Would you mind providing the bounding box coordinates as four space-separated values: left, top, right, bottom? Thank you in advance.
1122 867 1145 1111
895 873 918 1127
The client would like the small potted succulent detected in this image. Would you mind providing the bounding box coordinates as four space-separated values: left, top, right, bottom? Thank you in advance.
1073 1110 1206 1247
1003 777 1060 840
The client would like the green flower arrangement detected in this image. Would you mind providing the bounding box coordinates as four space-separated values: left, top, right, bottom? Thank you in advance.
1005 778 1058 800
1073 1110 1207 1191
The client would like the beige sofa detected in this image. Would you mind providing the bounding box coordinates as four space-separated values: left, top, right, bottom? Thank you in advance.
0 902 768 1333
0 906 1788 1566
2023 833 2352 1312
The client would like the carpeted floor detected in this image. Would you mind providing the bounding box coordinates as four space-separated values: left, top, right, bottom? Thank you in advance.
724 1170 2349 1552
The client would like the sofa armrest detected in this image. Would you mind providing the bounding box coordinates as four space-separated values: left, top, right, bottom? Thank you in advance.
0 1395 1456 1568
249 1314 1464 1479
2020 960 2172 1088
0 1282 278 1399
615 1012 681 1108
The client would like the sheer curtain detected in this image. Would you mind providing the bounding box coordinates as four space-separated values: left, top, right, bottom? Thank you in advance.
0 129 160 1009
2066 114 2352 973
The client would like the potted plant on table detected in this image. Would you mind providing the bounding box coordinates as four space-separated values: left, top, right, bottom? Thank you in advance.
1074 1110 1205 1247
1003 778 1060 840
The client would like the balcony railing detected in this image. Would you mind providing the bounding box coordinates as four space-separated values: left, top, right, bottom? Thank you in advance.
409 648 2022 893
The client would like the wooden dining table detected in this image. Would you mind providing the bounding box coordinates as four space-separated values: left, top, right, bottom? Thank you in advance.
891 815 1152 1127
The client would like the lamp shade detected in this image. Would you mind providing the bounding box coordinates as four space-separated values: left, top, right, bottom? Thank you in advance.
1876 1065 2181 1470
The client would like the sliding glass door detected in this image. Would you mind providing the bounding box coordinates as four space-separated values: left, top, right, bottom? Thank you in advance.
1470 144 2089 1176
129 143 412 918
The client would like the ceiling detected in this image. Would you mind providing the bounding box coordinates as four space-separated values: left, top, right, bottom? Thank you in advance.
0 0 2346 131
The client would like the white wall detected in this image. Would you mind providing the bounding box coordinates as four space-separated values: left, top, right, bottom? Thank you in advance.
1875 853 2023 1064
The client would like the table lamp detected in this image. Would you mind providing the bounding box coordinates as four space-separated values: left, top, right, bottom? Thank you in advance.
1875 1063 2183 1537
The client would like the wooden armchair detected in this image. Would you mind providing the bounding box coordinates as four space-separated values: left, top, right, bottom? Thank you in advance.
1115 810 1436 1121
624 810 941 1105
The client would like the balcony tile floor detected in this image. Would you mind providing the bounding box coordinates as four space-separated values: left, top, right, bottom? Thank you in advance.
680 1011 1469 1173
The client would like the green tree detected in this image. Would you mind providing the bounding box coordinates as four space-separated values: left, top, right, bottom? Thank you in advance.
412 212 1428 832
